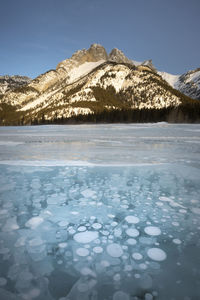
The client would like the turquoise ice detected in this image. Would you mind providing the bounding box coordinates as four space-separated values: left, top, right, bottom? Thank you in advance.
0 123 200 299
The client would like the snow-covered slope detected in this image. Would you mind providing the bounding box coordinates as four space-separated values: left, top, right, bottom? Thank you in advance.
1 60 182 123
67 60 105 83
0 44 199 125
158 72 180 88
177 68 200 100
159 68 200 100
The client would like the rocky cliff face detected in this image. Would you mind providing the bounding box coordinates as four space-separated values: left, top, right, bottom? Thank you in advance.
108 48 133 65
0 75 31 95
0 44 199 125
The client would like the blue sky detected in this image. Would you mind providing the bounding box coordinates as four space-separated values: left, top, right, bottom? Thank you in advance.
0 0 199 78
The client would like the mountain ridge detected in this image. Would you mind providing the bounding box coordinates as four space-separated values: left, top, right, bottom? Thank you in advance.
0 44 200 125
159 68 200 100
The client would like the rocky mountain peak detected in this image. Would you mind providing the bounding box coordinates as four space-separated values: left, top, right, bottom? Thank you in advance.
141 59 156 72
56 44 107 72
87 44 108 61
108 48 133 65
70 49 87 62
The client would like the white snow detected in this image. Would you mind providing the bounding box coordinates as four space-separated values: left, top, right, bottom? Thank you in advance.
147 248 167 261
69 60 105 83
144 226 161 236
106 243 123 258
20 89 57 111
100 66 130 92
158 71 180 88
0 141 24 146
185 70 200 83
73 231 99 243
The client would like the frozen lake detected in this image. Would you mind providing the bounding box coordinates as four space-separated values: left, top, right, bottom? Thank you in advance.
0 123 200 300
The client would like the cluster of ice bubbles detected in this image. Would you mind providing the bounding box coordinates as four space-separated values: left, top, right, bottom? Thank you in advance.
0 165 200 299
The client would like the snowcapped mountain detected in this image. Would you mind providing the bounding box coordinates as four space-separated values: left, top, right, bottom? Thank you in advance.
0 75 31 95
159 68 200 100
0 44 200 125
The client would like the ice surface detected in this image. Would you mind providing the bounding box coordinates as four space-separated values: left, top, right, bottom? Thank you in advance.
25 217 44 229
113 290 130 300
0 124 200 300
0 277 7 286
2 217 19 232
76 248 90 257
